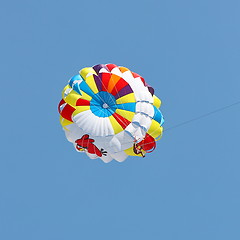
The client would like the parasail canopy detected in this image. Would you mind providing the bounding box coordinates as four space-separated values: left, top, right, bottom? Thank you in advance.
58 64 164 162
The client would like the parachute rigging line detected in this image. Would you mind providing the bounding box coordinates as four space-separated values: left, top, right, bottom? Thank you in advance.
164 100 240 132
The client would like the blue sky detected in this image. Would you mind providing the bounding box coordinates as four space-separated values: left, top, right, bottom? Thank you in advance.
1 0 240 239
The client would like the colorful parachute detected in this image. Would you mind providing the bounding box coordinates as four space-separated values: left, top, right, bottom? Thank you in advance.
58 64 164 162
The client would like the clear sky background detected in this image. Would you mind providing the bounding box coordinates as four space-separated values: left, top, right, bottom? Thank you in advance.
1 0 240 239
